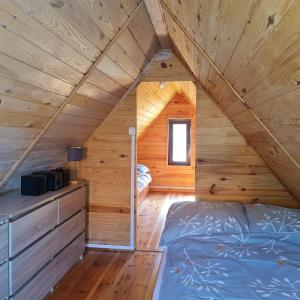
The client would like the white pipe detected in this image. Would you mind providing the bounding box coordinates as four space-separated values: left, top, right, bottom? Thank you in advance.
128 127 136 250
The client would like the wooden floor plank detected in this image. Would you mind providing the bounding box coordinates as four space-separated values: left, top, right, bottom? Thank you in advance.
136 191 195 250
48 192 194 300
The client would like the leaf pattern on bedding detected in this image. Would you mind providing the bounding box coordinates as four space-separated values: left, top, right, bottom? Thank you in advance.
161 233 300 300
177 214 249 240
216 238 285 258
170 248 228 293
257 210 300 233
249 275 300 299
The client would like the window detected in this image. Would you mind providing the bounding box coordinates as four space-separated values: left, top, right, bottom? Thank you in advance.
168 119 191 166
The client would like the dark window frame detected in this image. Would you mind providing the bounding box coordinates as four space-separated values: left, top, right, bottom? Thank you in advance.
168 119 191 166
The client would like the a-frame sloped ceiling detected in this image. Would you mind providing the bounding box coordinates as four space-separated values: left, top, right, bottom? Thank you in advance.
0 0 163 192
0 0 299 203
161 0 300 200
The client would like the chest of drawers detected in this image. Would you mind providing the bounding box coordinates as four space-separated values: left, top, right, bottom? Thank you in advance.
0 182 87 300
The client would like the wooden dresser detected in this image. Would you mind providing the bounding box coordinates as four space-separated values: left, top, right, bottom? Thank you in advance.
0 182 87 300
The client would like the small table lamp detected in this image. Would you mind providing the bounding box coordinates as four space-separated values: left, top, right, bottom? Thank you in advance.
68 146 83 183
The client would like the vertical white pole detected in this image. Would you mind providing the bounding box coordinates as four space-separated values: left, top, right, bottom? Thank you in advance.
128 127 136 250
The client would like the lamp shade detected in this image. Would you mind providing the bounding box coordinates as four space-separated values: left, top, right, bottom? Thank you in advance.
68 146 83 161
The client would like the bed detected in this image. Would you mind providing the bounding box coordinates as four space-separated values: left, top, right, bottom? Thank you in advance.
154 200 300 300
137 164 152 204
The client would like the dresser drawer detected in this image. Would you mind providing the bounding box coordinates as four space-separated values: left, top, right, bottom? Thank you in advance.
58 186 86 223
13 259 57 300
0 221 8 264
0 262 8 300
9 230 58 295
57 233 85 281
57 210 85 252
10 201 58 257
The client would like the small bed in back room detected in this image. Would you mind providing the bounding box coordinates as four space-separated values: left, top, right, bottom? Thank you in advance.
154 200 300 300
136 164 152 204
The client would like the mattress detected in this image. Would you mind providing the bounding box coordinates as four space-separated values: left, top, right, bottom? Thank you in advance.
155 201 300 300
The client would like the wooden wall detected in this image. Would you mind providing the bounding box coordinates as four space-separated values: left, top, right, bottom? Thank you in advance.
0 1 161 192
161 0 300 201
138 89 196 190
79 52 195 246
137 81 195 138
196 87 299 207
79 90 136 246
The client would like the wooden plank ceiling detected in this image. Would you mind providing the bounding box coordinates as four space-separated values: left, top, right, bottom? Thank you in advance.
0 0 162 192
0 0 299 202
160 0 300 200
137 81 195 138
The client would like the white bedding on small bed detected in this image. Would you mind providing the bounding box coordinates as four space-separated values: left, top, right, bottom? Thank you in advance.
137 164 152 194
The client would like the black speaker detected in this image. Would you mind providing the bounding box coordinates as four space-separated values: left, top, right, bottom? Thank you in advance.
21 174 47 196
53 167 70 187
34 171 63 191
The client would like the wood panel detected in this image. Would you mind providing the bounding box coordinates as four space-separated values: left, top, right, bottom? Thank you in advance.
47 249 162 300
58 186 86 223
136 81 195 138
0 2 161 193
196 87 298 206
138 89 196 189
10 200 58 257
0 262 8 300
57 210 85 252
10 230 58 294
136 192 195 250
142 50 194 82
80 91 136 246
47 192 193 300
0 222 8 263
57 233 85 281
14 259 58 300
162 2 300 202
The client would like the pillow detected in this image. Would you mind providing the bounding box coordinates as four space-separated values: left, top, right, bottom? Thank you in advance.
245 204 300 233
160 200 249 246
137 164 150 175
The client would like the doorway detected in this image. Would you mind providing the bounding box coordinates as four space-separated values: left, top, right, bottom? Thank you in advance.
135 81 196 251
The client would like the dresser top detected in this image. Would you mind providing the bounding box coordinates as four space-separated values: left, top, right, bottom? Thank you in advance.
0 182 86 219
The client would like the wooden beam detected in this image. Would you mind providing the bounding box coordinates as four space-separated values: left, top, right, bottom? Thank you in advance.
84 49 172 145
161 1 300 172
144 0 170 49
0 1 145 189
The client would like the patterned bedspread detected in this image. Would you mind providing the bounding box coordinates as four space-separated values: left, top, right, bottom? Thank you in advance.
159 233 300 300
159 201 300 300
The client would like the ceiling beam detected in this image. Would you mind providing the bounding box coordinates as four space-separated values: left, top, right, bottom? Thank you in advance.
161 1 300 172
0 1 145 189
84 49 174 144
144 0 170 49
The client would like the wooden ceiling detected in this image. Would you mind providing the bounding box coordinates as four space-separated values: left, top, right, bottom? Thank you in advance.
137 81 195 138
161 0 300 200
0 0 299 201
0 0 161 191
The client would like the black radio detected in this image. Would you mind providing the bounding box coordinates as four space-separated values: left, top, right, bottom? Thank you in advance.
34 170 63 191
53 167 70 187
21 174 48 196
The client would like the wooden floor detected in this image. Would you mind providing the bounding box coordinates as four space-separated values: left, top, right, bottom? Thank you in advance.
136 192 195 251
47 192 194 300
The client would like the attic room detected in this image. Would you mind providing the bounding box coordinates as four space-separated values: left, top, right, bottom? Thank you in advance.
0 0 300 299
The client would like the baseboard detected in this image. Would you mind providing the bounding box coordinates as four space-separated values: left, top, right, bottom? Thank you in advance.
149 186 195 193
86 243 134 251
